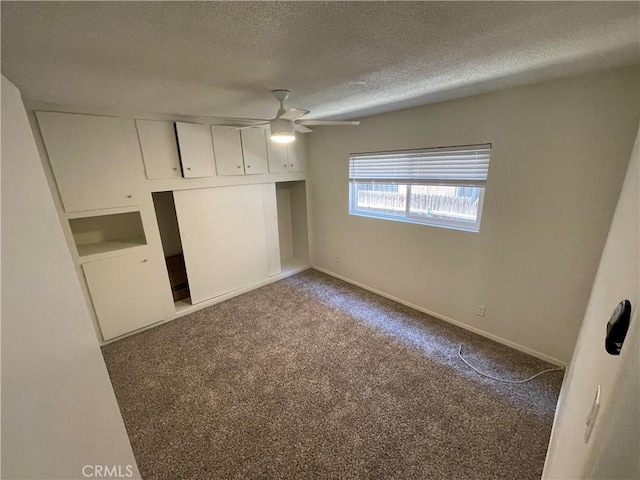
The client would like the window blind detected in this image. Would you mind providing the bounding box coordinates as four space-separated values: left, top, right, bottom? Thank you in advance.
349 143 491 187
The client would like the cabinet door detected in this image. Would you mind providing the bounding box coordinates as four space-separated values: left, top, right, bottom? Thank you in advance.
267 140 289 174
174 185 269 304
212 126 245 176
136 120 182 179
240 128 268 175
36 112 136 212
287 136 308 172
175 122 215 178
83 251 164 340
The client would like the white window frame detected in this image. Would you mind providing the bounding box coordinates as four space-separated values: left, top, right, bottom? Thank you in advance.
348 144 491 233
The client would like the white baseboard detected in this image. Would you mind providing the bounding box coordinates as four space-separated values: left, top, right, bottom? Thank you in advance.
312 265 566 367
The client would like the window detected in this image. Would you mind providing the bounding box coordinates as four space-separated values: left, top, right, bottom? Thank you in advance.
349 144 491 232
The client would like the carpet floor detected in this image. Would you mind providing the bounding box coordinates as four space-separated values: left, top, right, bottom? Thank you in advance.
102 269 563 480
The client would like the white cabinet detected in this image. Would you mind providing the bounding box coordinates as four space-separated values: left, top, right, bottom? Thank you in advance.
175 122 215 178
266 136 307 173
287 138 308 172
82 250 164 340
211 126 245 175
266 141 289 174
36 112 136 212
240 128 269 175
136 120 215 179
136 120 182 179
173 185 270 304
212 127 270 176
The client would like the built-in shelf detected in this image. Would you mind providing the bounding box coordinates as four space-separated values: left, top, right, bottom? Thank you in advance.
76 238 147 258
69 211 147 259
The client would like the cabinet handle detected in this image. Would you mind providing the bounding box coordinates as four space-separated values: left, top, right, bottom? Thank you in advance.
172 167 178 171
237 165 242 169
142 259 148 263
126 194 133 198
290 164 294 167
284 164 287 167
186 167 191 171
247 165 251 168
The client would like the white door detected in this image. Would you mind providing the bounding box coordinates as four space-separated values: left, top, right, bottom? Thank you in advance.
212 126 245 176
240 128 269 175
83 251 164 340
36 112 136 212
174 185 269 304
267 139 289 174
287 136 308 172
175 122 215 178
136 120 182 179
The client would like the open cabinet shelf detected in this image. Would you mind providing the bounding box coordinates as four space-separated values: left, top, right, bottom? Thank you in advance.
69 211 147 260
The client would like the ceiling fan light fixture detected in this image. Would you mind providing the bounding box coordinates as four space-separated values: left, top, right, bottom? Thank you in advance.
270 119 296 144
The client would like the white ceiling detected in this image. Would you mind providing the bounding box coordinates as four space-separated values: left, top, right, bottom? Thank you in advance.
2 2 638 121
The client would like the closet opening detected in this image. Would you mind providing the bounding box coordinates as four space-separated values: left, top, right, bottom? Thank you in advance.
275 181 309 274
152 191 191 309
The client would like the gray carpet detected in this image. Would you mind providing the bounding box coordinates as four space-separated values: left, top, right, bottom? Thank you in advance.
102 269 563 480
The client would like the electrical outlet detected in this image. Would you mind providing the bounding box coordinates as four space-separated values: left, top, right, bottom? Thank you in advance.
335 256 341 264
476 305 486 317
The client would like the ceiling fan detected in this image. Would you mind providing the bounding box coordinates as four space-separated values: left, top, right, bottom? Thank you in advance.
245 90 360 144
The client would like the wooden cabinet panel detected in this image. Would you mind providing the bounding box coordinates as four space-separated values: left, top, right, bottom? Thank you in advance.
267 140 289 174
175 122 215 178
173 185 269 304
240 128 268 175
211 126 245 176
83 251 164 340
287 137 308 172
36 112 136 212
136 120 182 179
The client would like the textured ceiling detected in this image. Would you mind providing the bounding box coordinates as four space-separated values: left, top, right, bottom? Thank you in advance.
2 1 639 120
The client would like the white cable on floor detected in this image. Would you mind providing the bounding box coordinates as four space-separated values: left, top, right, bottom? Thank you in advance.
458 344 563 384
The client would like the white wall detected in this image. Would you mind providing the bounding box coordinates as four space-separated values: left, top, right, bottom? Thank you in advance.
308 66 639 364
1 76 140 479
543 126 639 479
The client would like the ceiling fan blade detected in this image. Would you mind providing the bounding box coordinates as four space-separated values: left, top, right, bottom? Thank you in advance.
237 124 269 131
295 124 313 133
194 115 271 123
297 120 360 126
279 108 310 121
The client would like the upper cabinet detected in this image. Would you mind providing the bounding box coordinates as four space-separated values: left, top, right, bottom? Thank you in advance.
136 120 214 179
36 112 136 212
240 128 269 175
136 120 182 179
267 135 307 174
211 126 269 176
287 137 308 172
174 122 215 178
266 141 289 174
211 126 244 175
